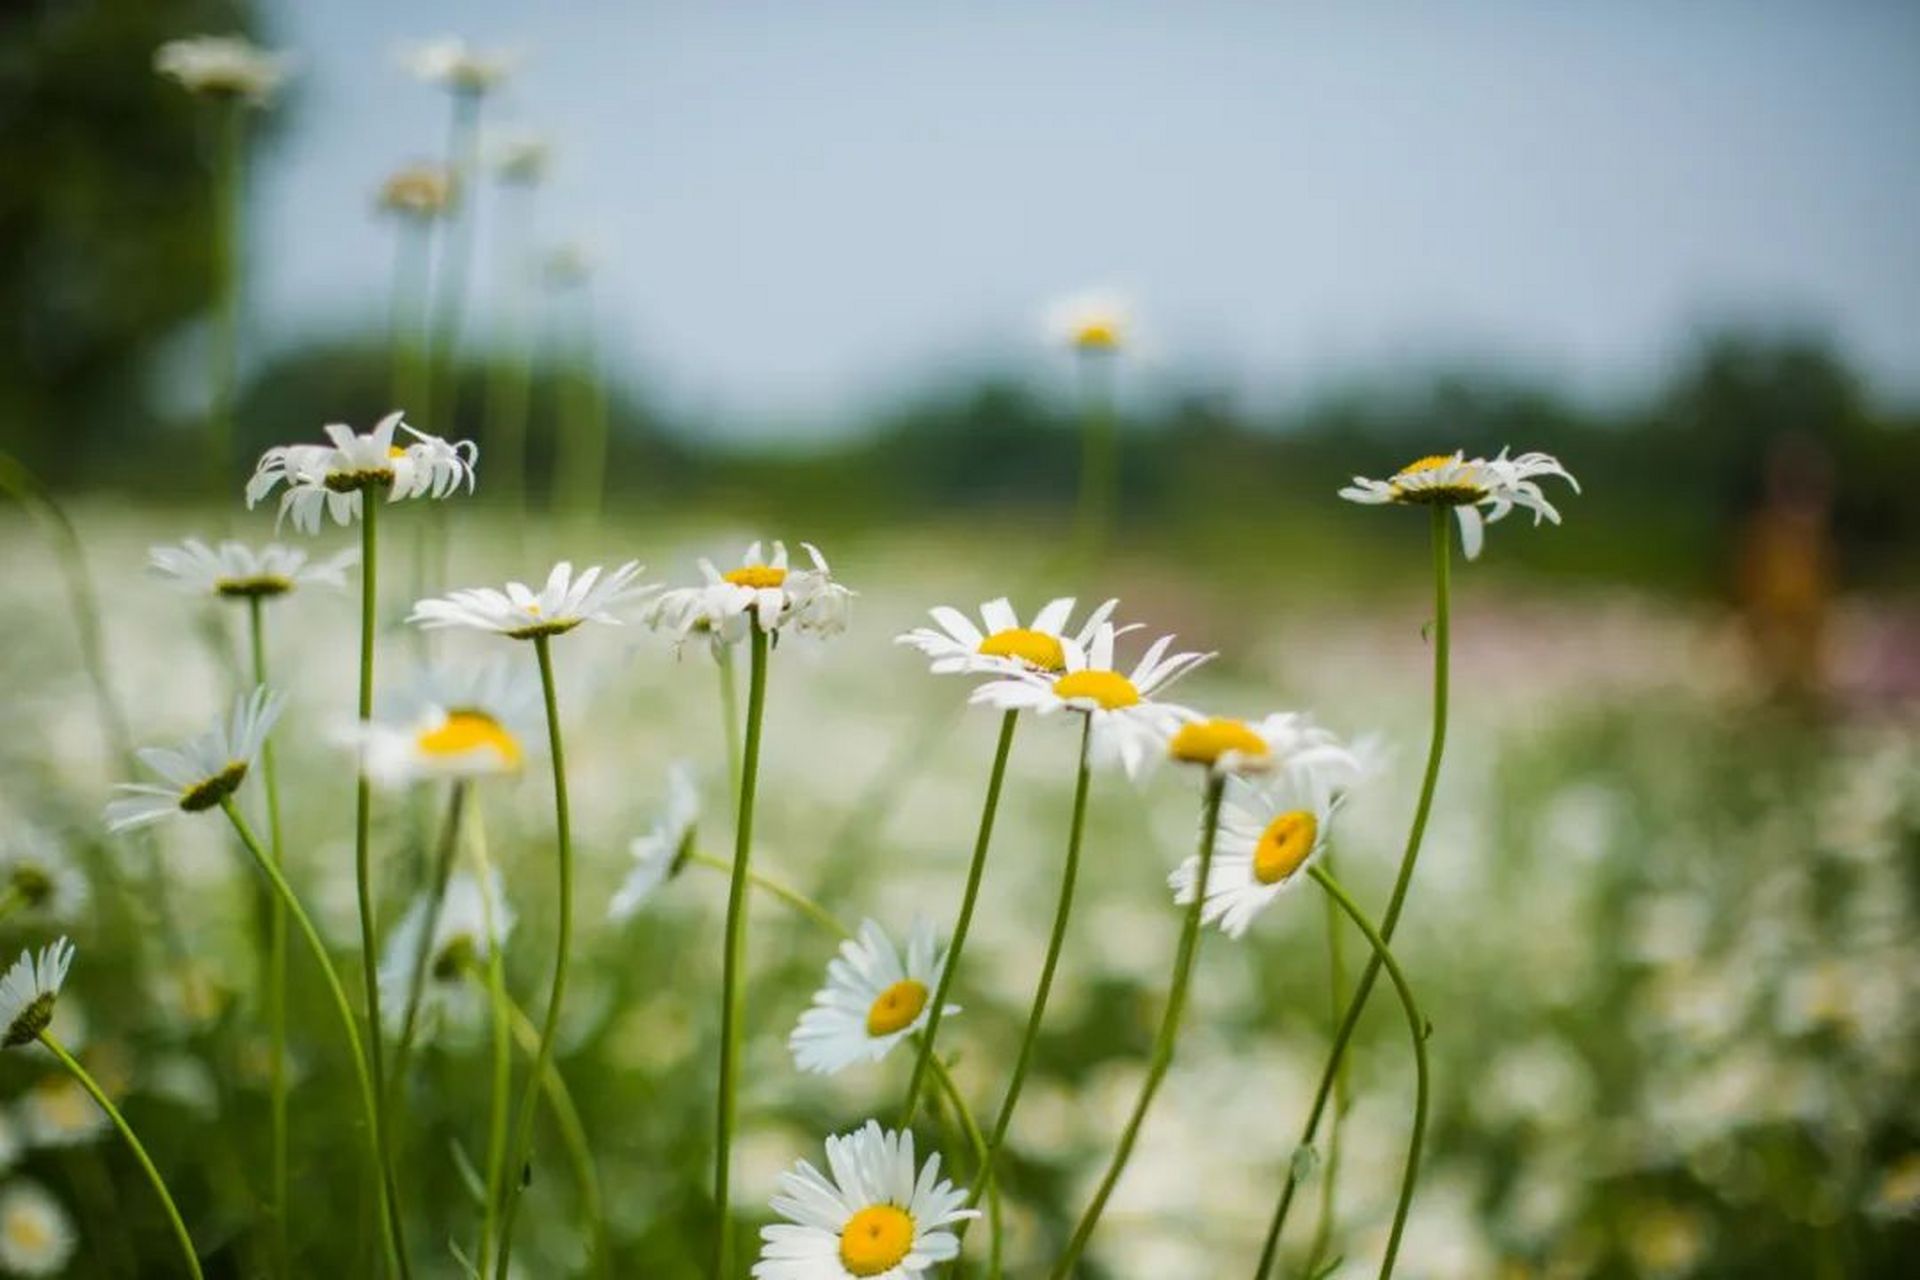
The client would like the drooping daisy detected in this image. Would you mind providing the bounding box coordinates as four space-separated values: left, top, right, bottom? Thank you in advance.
104 687 283 833
149 538 356 601
646 541 853 650
971 623 1210 779
1167 711 1363 783
377 163 454 221
895 596 1119 678
1045 289 1130 353
1338 448 1580 560
378 871 514 1043
608 763 700 922
0 834 88 927
754 1120 976 1280
154 35 292 104
401 36 516 95
0 1181 76 1277
409 560 650 640
245 411 478 534
790 919 954 1076
0 940 72 1051
1170 764 1344 938
341 659 536 786
18 1076 108 1149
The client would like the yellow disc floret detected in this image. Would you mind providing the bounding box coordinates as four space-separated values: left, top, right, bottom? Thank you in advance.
3 1205 49 1254
1051 669 1140 709
978 627 1066 672
1389 453 1485 505
1169 718 1268 767
1253 810 1319 885
1397 454 1457 476
417 710 522 770
1073 320 1121 351
724 565 788 589
840 1204 916 1276
865 979 929 1038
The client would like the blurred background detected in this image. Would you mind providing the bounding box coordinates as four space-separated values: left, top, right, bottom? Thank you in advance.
1 1 1917 1277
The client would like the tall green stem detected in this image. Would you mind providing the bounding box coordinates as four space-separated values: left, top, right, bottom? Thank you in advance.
494 634 576 1279
1305 848 1352 1274
712 621 769 1278
902 709 1018 1125
246 598 290 1276
429 91 483 429
41 1032 205 1280
483 181 535 519
388 783 470 1100
1072 348 1117 562
207 98 245 497
502 991 609 1280
1253 505 1450 1278
1050 775 1225 1277
716 644 742 802
469 808 511 1273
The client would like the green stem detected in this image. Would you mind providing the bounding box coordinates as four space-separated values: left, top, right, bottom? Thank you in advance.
502 991 610 1280
1072 348 1117 562
429 91 483 430
388 783 470 1101
903 709 1018 1126
1253 504 1450 1278
716 644 742 804
712 621 770 1278
246 597 290 1277
1050 775 1225 1278
1305 865 1429 1280
220 801 401 1277
207 97 244 498
469 808 511 1273
482 183 535 519
686 852 844 939
1305 849 1351 1274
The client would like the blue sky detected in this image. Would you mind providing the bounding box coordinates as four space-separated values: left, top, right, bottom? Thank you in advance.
251 1 1920 436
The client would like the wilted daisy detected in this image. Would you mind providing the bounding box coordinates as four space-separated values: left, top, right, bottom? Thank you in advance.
0 834 88 927
754 1120 975 1280
246 411 478 534
896 596 1119 677
1167 711 1362 782
0 1181 75 1277
1339 448 1580 559
149 538 356 601
402 36 516 94
0 940 72 1051
342 660 536 786
378 871 514 1042
647 541 852 651
608 763 700 922
410 560 649 640
1046 289 1130 353
154 35 292 104
1170 764 1343 938
104 687 283 833
377 163 454 220
972 623 1210 779
790 919 954 1076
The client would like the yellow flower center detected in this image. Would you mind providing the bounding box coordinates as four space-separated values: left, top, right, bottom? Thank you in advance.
839 1204 915 1276
1389 454 1485 505
724 565 787 589
1168 718 1268 767
977 627 1066 672
865 979 929 1038
1074 320 1121 351
417 711 522 769
37 1078 93 1132
1051 669 1140 710
1253 810 1319 885
1397 454 1456 475
388 445 407 459
4 1207 49 1254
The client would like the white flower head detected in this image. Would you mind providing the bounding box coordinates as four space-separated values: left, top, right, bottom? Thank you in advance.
149 538 356 602
377 163 454 220
342 659 537 787
401 36 516 95
378 870 514 1043
754 1120 977 1279
0 940 73 1050
646 541 852 653
1171 764 1343 939
492 130 552 185
1339 448 1580 560
410 560 651 640
971 623 1210 779
608 763 700 922
1167 711 1364 783
19 1075 108 1149
154 35 292 104
245 411 478 534
0 833 89 928
0 1180 76 1276
105 688 284 833
1044 289 1130 354
896 596 1118 679
790 919 954 1076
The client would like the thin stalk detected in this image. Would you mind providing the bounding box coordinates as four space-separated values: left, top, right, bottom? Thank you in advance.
207 97 245 497
219 801 401 1277
388 219 432 413
1305 848 1352 1274
482 182 536 519
902 709 1018 1125
470 808 512 1273
1072 348 1117 562
687 852 844 938
712 621 770 1278
716 644 742 803
429 91 484 428
502 992 610 1280
1253 505 1451 1277
494 634 577 1279
246 597 290 1277
1050 775 1225 1277
388 783 471 1099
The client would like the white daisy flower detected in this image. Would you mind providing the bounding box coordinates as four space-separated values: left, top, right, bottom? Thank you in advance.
104 687 284 833
754 1120 976 1280
0 940 73 1050
1167 711 1363 782
1044 289 1129 353
401 36 516 94
377 163 454 220
245 411 478 535
971 623 1210 779
378 870 514 1042
154 35 292 104
1169 764 1343 939
1338 448 1580 560
0 833 89 927
149 538 356 602
0 1181 76 1277
409 560 650 640
493 130 552 185
608 763 700 923
18 1076 107 1149
341 659 536 787
895 596 1119 678
646 541 853 651
790 919 955 1076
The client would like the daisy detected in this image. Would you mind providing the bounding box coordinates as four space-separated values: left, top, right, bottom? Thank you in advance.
0 833 88 926
895 596 1119 678
754 1120 976 1279
1167 711 1363 783
971 623 1210 779
245 411 478 535
104 687 283 833
1339 448 1579 560
0 1181 76 1277
342 660 536 786
378 164 454 220
0 941 72 1050
1169 764 1343 938
608 763 700 922
18 1076 107 1149
1045 289 1129 353
493 131 552 185
790 919 954 1076
378 871 513 1042
149 538 356 601
410 560 649 640
401 36 516 94
154 35 292 103
647 541 853 649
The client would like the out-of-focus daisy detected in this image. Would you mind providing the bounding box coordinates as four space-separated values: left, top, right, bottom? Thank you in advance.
1167 711 1363 783
0 1181 76 1277
19 1076 107 1149
0 834 88 927
609 763 700 922
896 596 1119 678
1045 289 1130 353
378 871 513 1043
104 687 283 833
401 36 516 95
1170 764 1343 938
753 1120 975 1279
410 560 650 640
246 411 478 534
0 941 72 1051
1339 448 1579 560
790 919 954 1076
493 131 552 185
154 35 292 104
972 623 1209 779
544 242 593 288
149 538 356 601
341 659 536 786
377 163 453 220
647 541 852 651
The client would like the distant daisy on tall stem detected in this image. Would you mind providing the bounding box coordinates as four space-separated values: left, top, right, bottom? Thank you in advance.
1339 448 1579 561
0 833 88 928
103 686 281 833
1046 289 1130 558
150 538 356 600
790 918 954 1076
608 763 701 922
342 658 536 788
484 131 550 516
377 163 452 422
0 1180 75 1277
